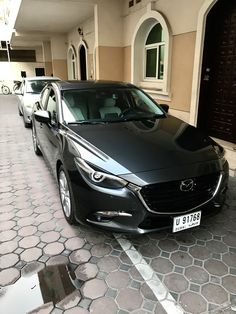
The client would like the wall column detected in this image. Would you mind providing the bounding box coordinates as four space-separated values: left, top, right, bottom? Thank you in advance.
50 35 68 80
94 0 124 81
42 41 53 76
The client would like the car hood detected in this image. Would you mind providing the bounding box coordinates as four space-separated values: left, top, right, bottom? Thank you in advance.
68 116 218 175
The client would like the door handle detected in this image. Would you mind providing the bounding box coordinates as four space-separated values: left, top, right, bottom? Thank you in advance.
40 123 43 128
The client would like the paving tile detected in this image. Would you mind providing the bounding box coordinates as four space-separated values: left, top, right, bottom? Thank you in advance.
21 261 45 276
154 303 168 314
158 239 179 252
222 252 236 268
89 297 118 314
0 230 17 242
206 240 228 254
64 308 89 314
222 276 236 294
56 290 81 310
41 231 60 243
97 256 120 272
223 232 236 247
138 242 161 258
185 265 209 284
0 253 19 268
43 242 64 255
19 235 40 248
21 247 43 262
106 270 130 289
0 220 16 231
0 240 18 254
91 243 112 257
82 278 107 299
116 288 143 311
150 256 174 274
164 273 189 293
18 226 37 237
0 268 20 286
170 251 193 267
180 291 207 313
0 212 15 221
69 249 91 265
202 283 228 304
27 302 54 314
189 245 211 260
204 259 228 276
140 282 156 301
65 238 85 251
75 263 98 281
46 255 69 266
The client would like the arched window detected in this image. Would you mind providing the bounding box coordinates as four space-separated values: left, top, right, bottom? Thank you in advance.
67 46 77 80
145 23 165 80
132 10 171 95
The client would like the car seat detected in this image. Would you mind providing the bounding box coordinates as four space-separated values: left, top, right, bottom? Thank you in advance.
64 93 85 121
99 98 121 119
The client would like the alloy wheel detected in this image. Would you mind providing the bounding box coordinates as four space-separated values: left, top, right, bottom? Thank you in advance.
59 170 71 218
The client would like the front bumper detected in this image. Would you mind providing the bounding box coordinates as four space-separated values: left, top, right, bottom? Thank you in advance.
70 161 229 234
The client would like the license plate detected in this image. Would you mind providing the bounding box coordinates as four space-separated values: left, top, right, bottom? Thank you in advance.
172 211 201 233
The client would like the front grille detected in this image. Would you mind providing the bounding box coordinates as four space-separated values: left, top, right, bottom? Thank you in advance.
140 172 220 214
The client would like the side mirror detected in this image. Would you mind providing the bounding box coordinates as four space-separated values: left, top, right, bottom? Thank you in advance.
160 104 169 113
14 91 23 96
34 110 50 124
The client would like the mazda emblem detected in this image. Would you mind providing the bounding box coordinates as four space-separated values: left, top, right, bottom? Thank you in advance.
180 179 194 192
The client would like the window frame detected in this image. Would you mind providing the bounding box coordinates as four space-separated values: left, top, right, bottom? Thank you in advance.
45 88 59 125
144 23 165 82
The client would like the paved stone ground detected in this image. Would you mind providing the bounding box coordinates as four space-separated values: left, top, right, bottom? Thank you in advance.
0 95 236 314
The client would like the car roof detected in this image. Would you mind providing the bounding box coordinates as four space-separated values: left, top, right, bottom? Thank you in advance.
52 80 135 91
24 76 60 81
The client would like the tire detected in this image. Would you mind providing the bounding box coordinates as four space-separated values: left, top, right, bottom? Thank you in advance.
18 107 23 116
58 165 76 224
1 85 10 95
23 113 31 128
32 124 42 155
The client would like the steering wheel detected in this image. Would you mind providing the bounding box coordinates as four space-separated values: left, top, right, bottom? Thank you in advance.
119 108 135 117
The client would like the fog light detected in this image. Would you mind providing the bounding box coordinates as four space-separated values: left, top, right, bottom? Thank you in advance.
95 211 132 218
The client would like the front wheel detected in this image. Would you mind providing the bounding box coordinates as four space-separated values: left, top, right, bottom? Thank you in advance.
1 85 10 95
58 166 76 224
32 125 41 155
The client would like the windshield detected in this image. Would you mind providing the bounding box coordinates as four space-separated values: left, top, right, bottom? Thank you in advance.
26 80 59 94
62 87 165 124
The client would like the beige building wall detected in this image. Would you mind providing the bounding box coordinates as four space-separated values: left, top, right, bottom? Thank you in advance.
124 46 131 83
51 35 68 79
170 32 196 112
52 60 67 80
97 46 124 81
44 61 53 76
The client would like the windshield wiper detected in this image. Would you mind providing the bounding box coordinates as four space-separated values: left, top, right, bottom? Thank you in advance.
67 120 106 125
121 113 165 122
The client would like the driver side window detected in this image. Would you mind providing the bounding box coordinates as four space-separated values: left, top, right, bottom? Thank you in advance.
46 89 57 124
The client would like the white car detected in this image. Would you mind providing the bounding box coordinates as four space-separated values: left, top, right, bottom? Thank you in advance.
16 76 60 127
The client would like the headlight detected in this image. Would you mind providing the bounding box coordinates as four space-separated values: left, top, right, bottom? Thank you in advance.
75 157 128 189
213 144 226 163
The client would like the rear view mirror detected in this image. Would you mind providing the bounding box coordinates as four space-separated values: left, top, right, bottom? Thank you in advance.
160 104 169 113
34 110 50 124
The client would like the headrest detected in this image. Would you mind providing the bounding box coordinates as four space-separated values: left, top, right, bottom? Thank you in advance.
104 98 116 107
